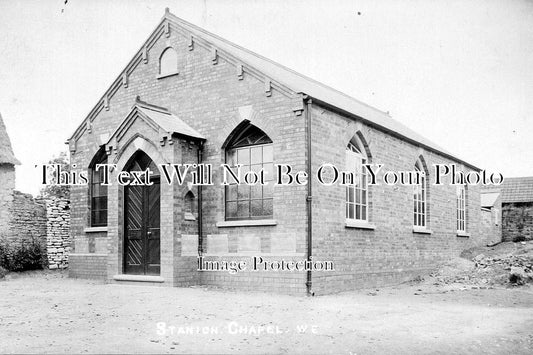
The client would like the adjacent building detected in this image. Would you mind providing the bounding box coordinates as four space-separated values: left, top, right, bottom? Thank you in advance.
0 112 20 234
500 177 533 242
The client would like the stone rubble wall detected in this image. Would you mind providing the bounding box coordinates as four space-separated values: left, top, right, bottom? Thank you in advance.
6 191 47 246
1 192 72 270
0 164 16 235
502 202 533 242
46 198 71 269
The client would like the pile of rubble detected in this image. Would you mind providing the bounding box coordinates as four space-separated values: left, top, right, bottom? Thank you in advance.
428 242 533 287
473 254 533 285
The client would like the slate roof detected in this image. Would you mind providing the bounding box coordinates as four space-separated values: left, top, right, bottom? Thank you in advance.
106 100 205 146
136 102 205 140
500 177 533 203
70 10 479 170
166 13 467 165
0 112 20 165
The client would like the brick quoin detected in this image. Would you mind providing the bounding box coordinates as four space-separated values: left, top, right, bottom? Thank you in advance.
67 10 492 295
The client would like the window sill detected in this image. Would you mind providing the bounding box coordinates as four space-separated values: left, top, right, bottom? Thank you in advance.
216 219 277 228
184 212 196 221
412 226 433 235
201 252 305 257
345 220 376 230
457 231 470 238
84 226 108 233
157 71 179 79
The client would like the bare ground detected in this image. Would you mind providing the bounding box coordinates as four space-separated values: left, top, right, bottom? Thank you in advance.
1 270 533 354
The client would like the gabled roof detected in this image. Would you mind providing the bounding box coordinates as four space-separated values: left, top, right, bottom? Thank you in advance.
106 99 205 147
136 101 205 140
70 9 478 170
166 13 459 161
0 112 20 165
500 177 533 203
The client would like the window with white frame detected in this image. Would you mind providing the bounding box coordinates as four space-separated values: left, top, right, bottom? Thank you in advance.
456 185 466 232
413 159 427 227
345 139 368 221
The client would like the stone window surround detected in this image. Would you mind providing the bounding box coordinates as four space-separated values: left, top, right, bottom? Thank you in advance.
84 226 108 233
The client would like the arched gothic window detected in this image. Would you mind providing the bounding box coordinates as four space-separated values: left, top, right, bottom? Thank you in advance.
413 158 428 228
456 185 467 232
225 123 273 220
345 136 368 221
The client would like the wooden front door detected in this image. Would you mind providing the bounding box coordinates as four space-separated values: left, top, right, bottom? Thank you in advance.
124 152 161 275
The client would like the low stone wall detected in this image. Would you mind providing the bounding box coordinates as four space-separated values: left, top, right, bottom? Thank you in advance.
46 198 71 269
502 202 533 242
1 193 71 270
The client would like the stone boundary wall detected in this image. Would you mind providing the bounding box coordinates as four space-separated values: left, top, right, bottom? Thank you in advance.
6 191 47 246
1 193 71 270
46 198 71 269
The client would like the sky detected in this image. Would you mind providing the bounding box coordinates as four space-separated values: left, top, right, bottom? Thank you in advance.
0 0 532 195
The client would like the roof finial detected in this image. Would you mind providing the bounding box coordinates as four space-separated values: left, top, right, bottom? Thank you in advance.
165 7 170 15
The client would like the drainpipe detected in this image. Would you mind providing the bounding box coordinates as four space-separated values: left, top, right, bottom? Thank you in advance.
304 96 314 296
197 141 204 255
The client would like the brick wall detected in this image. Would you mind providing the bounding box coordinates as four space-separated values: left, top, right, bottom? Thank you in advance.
309 104 486 294
502 202 533 242
69 254 107 280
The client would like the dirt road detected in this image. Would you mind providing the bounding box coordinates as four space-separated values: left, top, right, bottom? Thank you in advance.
1 272 532 354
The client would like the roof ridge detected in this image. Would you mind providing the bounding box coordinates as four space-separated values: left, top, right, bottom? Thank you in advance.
134 96 170 114
166 12 390 117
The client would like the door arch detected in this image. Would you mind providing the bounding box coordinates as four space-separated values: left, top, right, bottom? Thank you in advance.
123 150 161 275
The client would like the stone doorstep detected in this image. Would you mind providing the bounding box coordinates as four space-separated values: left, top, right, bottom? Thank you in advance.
112 274 165 283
